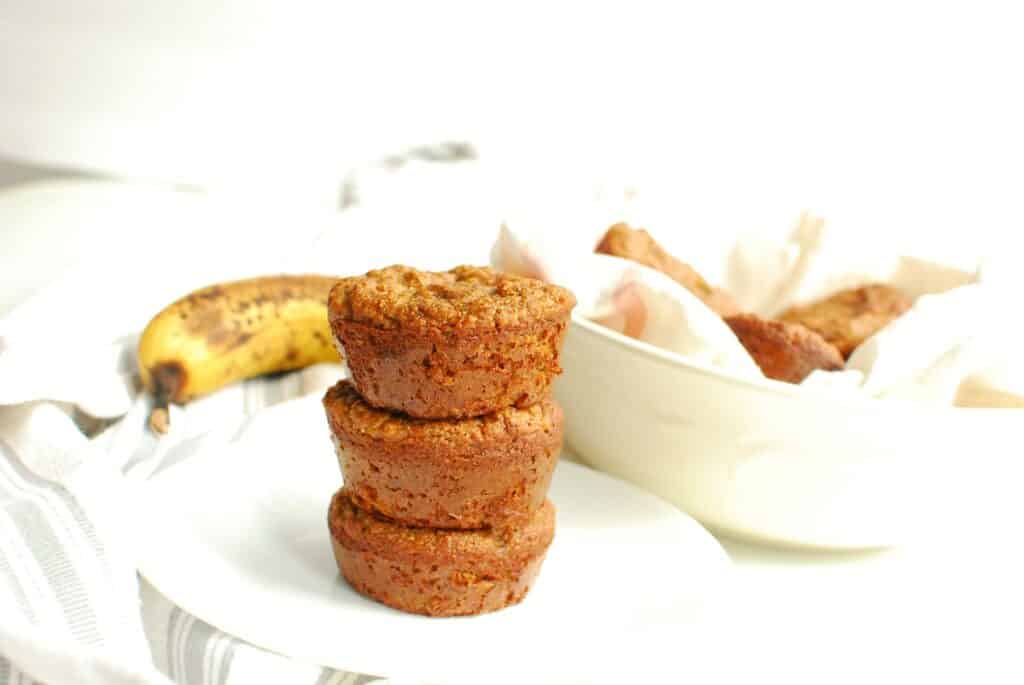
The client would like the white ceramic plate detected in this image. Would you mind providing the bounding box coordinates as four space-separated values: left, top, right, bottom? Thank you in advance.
130 396 730 685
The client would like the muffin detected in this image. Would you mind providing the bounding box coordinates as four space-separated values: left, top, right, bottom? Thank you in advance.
328 488 556 617
323 379 563 530
778 284 914 359
595 223 740 317
328 265 576 419
725 313 844 383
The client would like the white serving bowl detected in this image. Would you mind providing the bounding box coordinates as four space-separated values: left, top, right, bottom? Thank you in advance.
554 312 1015 549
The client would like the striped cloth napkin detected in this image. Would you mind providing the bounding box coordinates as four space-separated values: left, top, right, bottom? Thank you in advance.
0 369 384 685
0 158 493 685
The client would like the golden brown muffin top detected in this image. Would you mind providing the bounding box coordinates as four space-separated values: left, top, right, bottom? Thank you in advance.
329 488 555 564
328 265 575 333
324 380 562 446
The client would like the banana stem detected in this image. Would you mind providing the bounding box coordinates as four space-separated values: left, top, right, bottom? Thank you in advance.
147 363 183 435
148 387 170 434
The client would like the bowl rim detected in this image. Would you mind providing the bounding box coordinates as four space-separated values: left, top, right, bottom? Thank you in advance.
569 312 1021 417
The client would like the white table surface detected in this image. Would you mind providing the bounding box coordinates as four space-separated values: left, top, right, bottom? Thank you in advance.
2 158 1021 684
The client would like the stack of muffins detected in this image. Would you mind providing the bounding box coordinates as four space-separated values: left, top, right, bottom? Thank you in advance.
322 265 576 617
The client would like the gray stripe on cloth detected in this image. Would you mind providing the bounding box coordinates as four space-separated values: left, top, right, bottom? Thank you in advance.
195 613 236 685
213 631 237 685
1 661 27 685
2 497 100 645
0 533 37 623
244 378 269 416
0 441 105 559
0 441 112 644
321 672 382 685
262 376 286 409
309 667 333 683
263 376 284 408
0 509 56 628
280 372 303 405
166 607 240 685
1 443 108 643
184 613 218 685
166 606 184 682
0 658 28 685
312 670 340 685
203 629 218 685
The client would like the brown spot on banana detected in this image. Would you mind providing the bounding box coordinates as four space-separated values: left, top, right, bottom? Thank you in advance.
185 308 223 336
137 274 344 434
205 326 253 350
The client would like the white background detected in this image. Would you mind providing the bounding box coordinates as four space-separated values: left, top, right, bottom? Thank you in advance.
3 2 1024 243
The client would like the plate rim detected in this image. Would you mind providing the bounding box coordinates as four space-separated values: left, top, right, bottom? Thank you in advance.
130 410 731 682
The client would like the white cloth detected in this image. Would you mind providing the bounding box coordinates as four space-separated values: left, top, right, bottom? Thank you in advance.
0 170 502 685
493 209 1023 406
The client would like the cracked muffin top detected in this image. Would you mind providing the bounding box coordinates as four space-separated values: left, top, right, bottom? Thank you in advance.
328 265 575 333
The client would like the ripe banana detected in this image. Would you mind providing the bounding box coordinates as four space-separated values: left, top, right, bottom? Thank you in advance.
137 275 342 433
